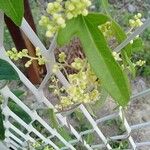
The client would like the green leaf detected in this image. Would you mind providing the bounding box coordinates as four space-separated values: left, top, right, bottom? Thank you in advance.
0 108 5 140
83 13 132 62
0 0 24 26
11 90 25 98
81 13 135 76
124 53 136 78
87 14 132 62
111 22 132 58
48 109 72 146
81 13 109 27
94 87 108 110
57 14 131 106
111 22 136 77
74 110 85 122
0 59 19 80
86 133 94 144
8 101 32 124
57 127 72 141
48 108 59 129
8 90 32 124
132 38 143 52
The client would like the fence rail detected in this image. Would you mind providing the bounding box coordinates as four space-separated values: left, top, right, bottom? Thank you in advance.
0 11 150 150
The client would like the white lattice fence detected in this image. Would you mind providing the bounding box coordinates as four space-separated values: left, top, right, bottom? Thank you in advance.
0 11 150 150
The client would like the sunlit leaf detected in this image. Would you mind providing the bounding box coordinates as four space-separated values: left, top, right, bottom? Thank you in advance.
57 14 131 106
0 0 24 26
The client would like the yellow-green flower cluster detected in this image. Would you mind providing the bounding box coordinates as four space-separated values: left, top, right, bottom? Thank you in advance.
46 0 63 14
6 47 46 68
71 57 85 70
65 0 92 19
51 52 100 110
39 16 50 27
46 14 66 38
6 48 27 60
39 0 66 38
33 141 54 150
52 52 67 73
112 52 122 61
39 0 91 38
52 64 59 73
58 52 66 63
129 13 143 28
121 59 146 70
128 13 143 44
35 47 46 65
98 21 113 38
112 51 146 70
135 60 146 67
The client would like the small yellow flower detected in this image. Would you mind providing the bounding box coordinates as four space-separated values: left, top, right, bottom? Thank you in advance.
98 21 113 39
39 0 91 38
71 58 85 70
39 16 50 27
52 64 59 73
7 47 46 67
129 19 135 27
129 13 143 28
25 60 32 68
130 40 133 44
112 52 122 61
58 52 66 63
137 13 142 18
135 60 146 66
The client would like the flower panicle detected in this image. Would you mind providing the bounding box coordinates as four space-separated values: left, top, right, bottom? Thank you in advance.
6 47 46 68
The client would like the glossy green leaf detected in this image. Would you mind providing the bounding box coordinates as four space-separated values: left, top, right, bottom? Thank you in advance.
82 13 109 27
0 108 5 140
132 38 143 52
0 59 19 80
86 14 132 58
0 0 24 26
57 14 131 106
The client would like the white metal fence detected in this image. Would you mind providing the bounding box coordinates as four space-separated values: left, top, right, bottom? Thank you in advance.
0 11 150 150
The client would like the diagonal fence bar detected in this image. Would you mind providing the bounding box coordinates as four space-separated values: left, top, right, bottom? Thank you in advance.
1 86 76 150
114 18 150 52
